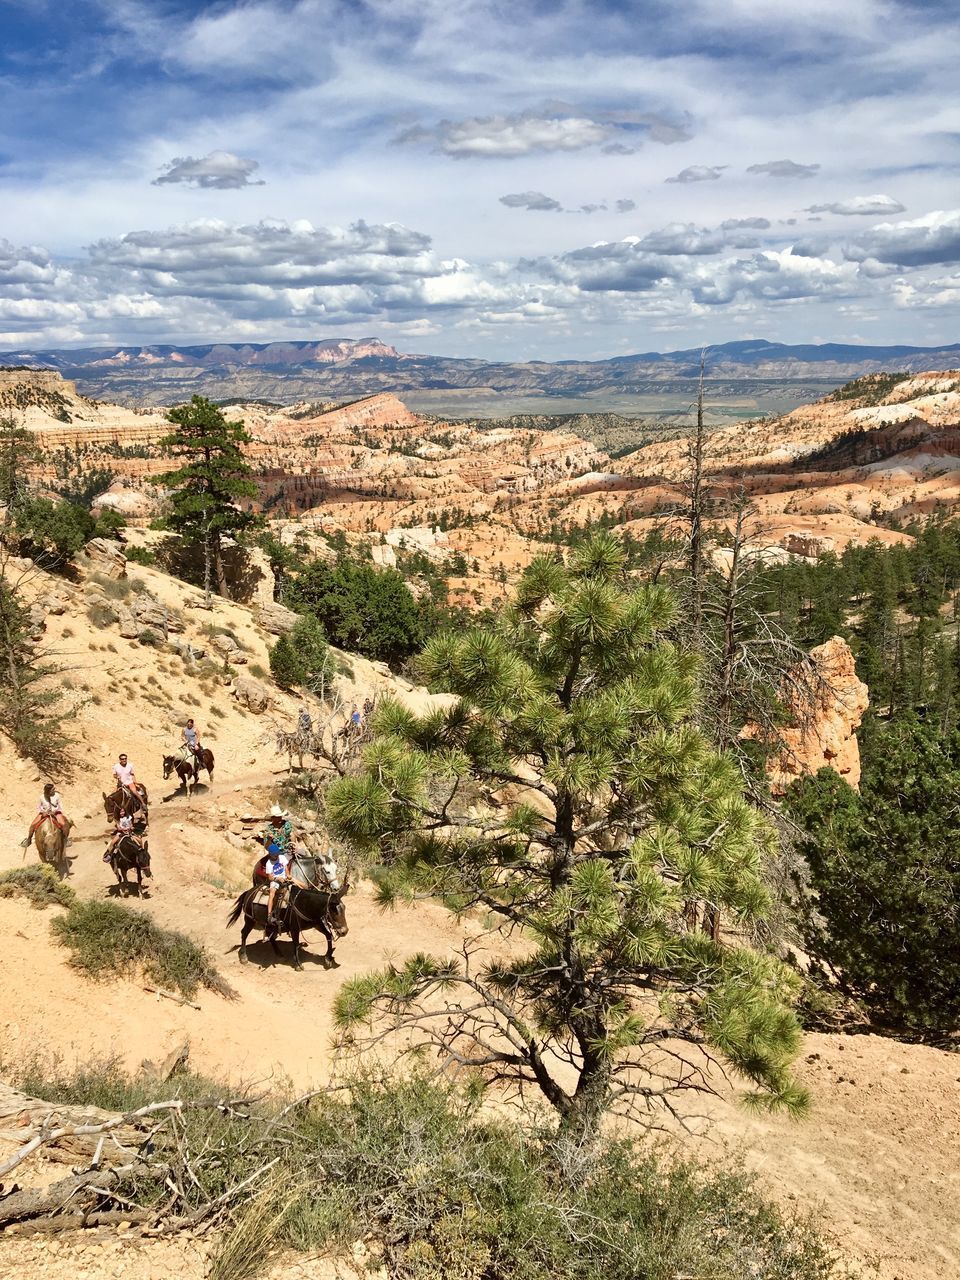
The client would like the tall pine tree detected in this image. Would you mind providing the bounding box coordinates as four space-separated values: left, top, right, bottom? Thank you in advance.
153 397 259 602
330 533 806 1140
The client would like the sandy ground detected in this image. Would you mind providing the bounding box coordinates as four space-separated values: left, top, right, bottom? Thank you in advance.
0 559 958 1279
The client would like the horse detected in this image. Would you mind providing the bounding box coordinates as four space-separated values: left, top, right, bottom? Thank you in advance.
103 784 149 827
227 857 349 970
107 833 151 896
163 748 215 799
276 727 314 772
33 814 73 880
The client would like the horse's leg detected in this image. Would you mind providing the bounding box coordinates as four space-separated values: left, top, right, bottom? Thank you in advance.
319 923 334 968
290 922 303 971
239 914 252 963
136 863 143 894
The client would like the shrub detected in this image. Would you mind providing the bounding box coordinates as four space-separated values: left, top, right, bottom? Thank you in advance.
14 497 96 565
86 599 119 628
269 614 332 694
786 717 960 1033
0 1063 845 1280
52 899 233 1000
91 573 132 600
287 556 431 669
138 628 163 647
125 545 158 567
0 866 76 909
94 508 126 538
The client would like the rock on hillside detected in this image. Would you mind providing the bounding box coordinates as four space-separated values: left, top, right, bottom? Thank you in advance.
743 636 870 795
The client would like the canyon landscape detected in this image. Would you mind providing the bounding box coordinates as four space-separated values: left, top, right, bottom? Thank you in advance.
4 0 960 1276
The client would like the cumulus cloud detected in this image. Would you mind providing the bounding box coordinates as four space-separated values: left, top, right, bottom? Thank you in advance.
153 151 265 189
746 159 820 178
396 113 610 158
847 209 960 266
500 191 563 212
721 217 771 230
395 107 689 159
616 199 637 213
804 194 906 216
666 165 726 184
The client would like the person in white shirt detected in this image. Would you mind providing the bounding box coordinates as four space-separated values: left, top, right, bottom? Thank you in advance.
112 753 143 800
20 783 68 848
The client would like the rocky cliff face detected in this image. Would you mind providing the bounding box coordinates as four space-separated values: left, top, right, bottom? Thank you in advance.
756 636 870 795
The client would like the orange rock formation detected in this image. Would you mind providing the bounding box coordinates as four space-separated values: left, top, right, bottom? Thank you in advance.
754 636 869 795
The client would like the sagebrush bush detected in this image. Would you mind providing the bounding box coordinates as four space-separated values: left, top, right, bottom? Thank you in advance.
52 899 233 999
91 573 132 600
86 599 119 627
0 1062 846 1280
0 865 76 909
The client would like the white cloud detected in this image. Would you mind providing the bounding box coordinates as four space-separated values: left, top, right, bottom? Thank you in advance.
747 159 821 178
395 112 614 158
500 191 563 212
805 194 906 216
153 151 265 189
666 165 726 184
847 209 960 266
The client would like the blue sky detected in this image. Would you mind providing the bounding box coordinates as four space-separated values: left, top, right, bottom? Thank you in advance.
2 0 960 357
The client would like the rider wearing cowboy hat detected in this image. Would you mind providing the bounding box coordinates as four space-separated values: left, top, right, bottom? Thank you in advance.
260 804 293 855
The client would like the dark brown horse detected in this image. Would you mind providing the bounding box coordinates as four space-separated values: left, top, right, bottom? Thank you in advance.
106 833 151 895
227 858 348 970
103 784 149 826
163 748 215 799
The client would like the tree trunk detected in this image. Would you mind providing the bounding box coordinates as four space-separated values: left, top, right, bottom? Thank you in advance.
558 1051 612 1146
687 351 708 644
202 522 213 607
213 533 229 599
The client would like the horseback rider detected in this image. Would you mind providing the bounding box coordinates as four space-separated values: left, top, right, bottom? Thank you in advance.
259 804 293 855
264 840 292 927
113 753 144 803
296 705 312 739
20 782 69 848
104 812 135 861
181 718 203 764
104 812 150 875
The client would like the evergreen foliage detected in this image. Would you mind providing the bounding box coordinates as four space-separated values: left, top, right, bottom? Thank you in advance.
13 497 95 564
269 614 333 694
754 517 960 742
152 396 260 601
0 571 70 770
288 555 431 669
786 718 960 1033
0 414 40 512
329 533 806 1137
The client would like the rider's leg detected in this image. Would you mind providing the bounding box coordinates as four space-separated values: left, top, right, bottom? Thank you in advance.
20 814 43 847
267 881 277 924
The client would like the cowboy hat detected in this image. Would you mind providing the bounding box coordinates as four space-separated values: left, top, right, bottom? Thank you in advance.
269 804 289 819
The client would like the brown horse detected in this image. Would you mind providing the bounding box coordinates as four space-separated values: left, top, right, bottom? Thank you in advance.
163 748 215 799
227 858 349 970
33 815 73 879
107 833 151 896
103 784 149 826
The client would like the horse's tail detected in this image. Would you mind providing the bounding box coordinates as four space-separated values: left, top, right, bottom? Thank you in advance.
226 890 249 928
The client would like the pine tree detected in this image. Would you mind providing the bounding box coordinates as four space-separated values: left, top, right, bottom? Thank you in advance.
330 533 806 1139
152 397 260 603
0 415 40 517
787 719 960 1032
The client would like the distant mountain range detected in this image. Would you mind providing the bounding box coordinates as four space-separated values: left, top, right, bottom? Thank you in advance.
4 336 960 414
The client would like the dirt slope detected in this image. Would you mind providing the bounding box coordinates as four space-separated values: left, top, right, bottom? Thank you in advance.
1 559 958 1279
